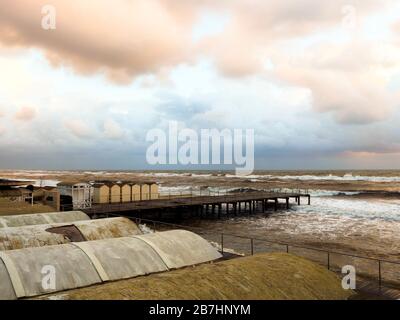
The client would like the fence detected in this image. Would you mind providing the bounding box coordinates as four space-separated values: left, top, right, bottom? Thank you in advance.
60 188 310 211
159 188 310 198
114 215 400 292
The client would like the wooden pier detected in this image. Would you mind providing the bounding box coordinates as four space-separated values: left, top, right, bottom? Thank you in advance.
83 192 311 219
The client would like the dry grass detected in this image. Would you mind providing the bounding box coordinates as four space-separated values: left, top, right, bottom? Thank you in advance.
0 202 55 216
40 253 354 300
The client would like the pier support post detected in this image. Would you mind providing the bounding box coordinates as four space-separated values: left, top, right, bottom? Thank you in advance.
274 199 278 211
297 196 301 205
308 195 311 205
286 198 289 210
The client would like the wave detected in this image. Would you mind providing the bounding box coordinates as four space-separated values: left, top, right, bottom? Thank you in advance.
226 173 400 182
293 197 400 222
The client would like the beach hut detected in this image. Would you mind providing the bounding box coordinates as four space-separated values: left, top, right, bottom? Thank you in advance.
149 183 159 200
131 184 141 201
140 183 150 201
92 183 110 204
121 183 131 203
110 183 121 203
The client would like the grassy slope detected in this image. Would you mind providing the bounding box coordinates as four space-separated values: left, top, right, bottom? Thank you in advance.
41 253 353 300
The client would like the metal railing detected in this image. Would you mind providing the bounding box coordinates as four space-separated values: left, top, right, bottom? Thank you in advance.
111 214 400 292
60 188 311 211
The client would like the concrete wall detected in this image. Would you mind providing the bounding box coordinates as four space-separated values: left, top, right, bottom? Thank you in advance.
0 211 90 228
0 230 222 299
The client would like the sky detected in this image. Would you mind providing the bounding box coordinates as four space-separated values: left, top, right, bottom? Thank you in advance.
0 0 400 170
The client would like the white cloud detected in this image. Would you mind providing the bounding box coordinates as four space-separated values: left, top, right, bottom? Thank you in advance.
64 119 94 139
103 119 124 140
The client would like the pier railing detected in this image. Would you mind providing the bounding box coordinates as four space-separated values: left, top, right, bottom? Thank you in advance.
159 188 310 198
112 214 400 293
62 189 310 212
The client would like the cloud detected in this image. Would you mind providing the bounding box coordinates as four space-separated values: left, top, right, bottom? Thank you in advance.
14 106 36 121
103 119 124 140
272 40 400 124
0 1 393 82
64 119 93 139
200 0 394 76
0 0 400 169
156 96 211 122
0 0 196 83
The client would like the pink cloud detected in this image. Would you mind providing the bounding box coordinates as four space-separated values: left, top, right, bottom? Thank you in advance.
272 41 399 124
64 119 93 139
0 0 397 126
0 0 392 81
0 0 196 83
14 106 36 121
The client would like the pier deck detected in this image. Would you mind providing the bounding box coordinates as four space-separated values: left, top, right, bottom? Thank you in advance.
83 192 311 218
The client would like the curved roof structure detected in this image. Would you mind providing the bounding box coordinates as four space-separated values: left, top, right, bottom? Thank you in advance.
41 253 353 300
0 217 141 251
0 244 102 299
0 230 222 299
72 237 168 281
133 230 222 269
0 211 90 228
